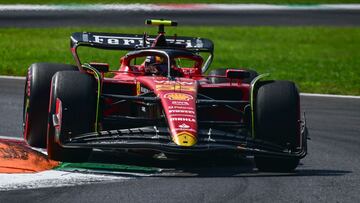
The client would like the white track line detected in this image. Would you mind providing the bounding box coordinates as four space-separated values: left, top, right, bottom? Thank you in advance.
0 75 25 80
300 93 360 99
0 4 359 11
0 135 23 141
0 75 358 99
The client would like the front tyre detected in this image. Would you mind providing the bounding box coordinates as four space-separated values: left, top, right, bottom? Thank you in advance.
254 81 300 172
23 63 77 148
47 71 96 162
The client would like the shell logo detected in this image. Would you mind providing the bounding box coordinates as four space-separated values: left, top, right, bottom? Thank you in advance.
164 93 193 101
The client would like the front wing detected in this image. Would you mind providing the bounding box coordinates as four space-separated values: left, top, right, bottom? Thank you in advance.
58 124 308 159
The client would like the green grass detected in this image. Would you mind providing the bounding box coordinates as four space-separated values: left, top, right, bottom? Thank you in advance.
0 26 359 95
0 0 359 4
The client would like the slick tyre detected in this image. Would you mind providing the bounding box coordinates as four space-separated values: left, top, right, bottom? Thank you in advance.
208 69 258 84
23 63 77 148
47 71 96 162
254 81 300 172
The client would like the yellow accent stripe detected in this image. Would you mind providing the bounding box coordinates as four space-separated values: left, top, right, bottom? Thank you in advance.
82 64 102 132
136 81 141 95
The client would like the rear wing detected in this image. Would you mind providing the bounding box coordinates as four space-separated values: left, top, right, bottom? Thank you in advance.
70 32 214 73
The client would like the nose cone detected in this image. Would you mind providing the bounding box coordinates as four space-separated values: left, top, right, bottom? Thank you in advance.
173 132 197 147
146 77 199 147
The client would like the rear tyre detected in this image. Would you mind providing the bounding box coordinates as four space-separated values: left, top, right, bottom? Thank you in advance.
23 63 77 148
47 71 95 162
208 68 258 84
254 81 300 172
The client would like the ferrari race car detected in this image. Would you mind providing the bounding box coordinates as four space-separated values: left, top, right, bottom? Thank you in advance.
23 19 307 172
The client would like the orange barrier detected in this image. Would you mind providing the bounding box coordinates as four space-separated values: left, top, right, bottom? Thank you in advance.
0 138 59 173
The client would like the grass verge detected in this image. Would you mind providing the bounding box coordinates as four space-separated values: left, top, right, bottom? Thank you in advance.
0 26 359 95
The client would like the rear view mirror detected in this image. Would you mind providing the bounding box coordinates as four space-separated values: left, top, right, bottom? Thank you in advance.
89 62 109 73
226 69 250 79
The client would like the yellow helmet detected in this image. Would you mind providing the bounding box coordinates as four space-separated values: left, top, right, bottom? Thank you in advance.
155 56 164 63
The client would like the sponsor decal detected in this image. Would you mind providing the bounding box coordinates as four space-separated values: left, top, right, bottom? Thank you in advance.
164 93 193 101
93 35 143 46
178 123 190 129
140 86 150 94
196 38 204 48
177 85 195 92
155 85 172 91
156 84 195 92
154 80 194 85
171 106 194 110
92 35 193 47
170 117 196 122
136 82 150 95
174 128 196 132
169 114 195 118
171 101 189 106
169 110 195 114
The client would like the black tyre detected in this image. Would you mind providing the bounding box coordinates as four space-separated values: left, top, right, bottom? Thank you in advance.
23 63 77 148
47 71 95 162
208 68 258 84
254 81 300 172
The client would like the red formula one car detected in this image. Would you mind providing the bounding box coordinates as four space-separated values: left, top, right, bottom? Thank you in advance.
23 20 307 171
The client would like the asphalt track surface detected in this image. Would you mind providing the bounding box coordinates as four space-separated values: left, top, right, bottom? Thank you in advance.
1 10 360 27
0 77 359 202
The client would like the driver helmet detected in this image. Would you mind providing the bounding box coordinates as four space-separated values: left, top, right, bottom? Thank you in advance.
144 55 168 75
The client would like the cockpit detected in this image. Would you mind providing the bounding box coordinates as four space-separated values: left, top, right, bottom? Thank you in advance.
121 49 204 77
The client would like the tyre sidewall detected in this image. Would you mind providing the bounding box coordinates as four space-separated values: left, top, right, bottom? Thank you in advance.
255 80 300 148
47 71 95 162
254 80 301 171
